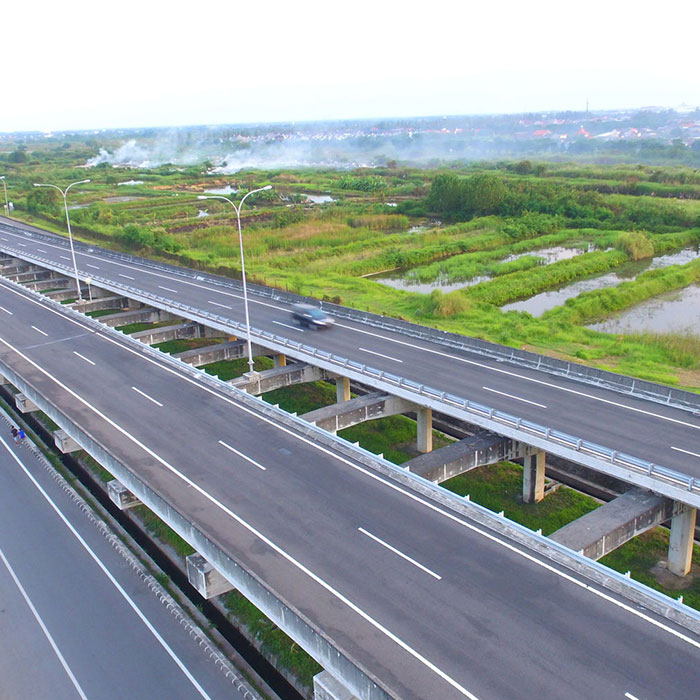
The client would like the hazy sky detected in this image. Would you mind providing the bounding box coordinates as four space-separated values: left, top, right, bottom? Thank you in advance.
3 0 699 133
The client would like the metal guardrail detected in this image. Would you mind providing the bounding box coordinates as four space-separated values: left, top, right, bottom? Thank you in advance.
5 244 700 501
2 273 700 636
5 222 700 412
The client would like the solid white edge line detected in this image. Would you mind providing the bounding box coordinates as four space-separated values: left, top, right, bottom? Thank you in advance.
0 543 89 700
8 229 693 429
482 386 547 409
131 386 163 407
31 325 48 336
2 277 700 660
5 280 700 656
73 351 96 366
0 434 214 700
337 321 700 432
0 333 479 700
218 440 266 470
358 347 403 363
358 527 441 580
671 446 700 459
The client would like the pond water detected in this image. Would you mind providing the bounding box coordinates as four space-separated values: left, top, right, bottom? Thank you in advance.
103 196 142 203
205 185 238 195
588 284 700 335
371 245 586 295
503 247 700 317
304 194 334 204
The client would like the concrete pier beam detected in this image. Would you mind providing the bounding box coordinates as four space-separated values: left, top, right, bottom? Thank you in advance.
107 480 142 510
416 407 433 454
0 262 34 276
302 392 415 434
405 431 521 483
174 340 262 367
25 277 72 292
130 322 201 345
72 295 141 313
668 504 697 576
186 554 235 599
98 307 178 328
197 323 227 339
336 376 350 403
53 429 82 454
45 287 86 302
313 671 359 700
231 362 334 395
523 449 546 503
550 488 676 559
15 393 39 413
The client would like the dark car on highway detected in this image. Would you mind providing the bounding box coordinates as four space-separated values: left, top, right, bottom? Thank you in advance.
290 303 335 329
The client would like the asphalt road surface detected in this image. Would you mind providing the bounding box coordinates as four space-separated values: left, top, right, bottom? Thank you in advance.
0 405 258 700
0 218 699 489
0 274 698 699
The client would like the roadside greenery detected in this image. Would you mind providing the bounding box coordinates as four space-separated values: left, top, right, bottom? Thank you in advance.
5 144 700 392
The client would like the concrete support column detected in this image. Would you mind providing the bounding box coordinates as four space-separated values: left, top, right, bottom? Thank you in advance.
336 376 350 403
186 554 235 599
107 480 142 510
668 503 697 576
416 407 433 454
53 429 81 454
313 671 359 700
274 353 287 368
15 393 39 413
523 449 546 504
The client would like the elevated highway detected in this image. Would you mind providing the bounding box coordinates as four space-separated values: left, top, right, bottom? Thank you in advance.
0 402 258 700
1 217 700 514
0 267 699 699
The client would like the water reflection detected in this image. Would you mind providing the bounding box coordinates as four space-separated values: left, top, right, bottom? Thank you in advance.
304 194 334 204
503 247 700 317
589 284 700 335
205 185 238 195
371 245 585 294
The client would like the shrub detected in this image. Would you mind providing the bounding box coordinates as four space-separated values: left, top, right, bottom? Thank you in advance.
616 231 654 260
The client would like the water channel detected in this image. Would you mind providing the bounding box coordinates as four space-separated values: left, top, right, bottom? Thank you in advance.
370 245 587 295
502 247 700 317
588 283 700 335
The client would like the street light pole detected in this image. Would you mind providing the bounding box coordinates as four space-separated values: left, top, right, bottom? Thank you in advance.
198 185 272 376
34 179 90 302
0 176 9 219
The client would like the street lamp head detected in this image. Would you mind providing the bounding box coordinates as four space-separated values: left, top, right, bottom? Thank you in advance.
261 185 272 191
